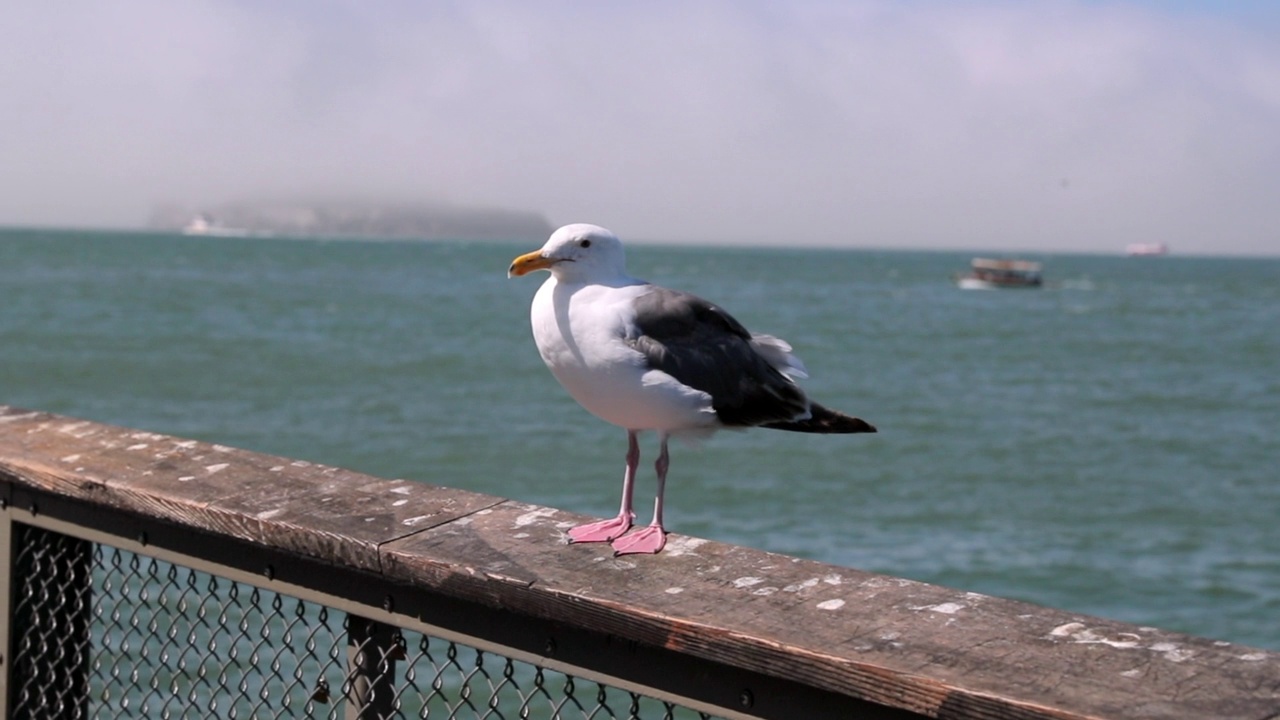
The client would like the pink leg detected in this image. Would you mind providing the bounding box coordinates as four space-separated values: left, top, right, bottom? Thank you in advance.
612 433 669 555
568 431 639 543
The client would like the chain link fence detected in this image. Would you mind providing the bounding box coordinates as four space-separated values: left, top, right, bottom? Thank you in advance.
9 522 719 720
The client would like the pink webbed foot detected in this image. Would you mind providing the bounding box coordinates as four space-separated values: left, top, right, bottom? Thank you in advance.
611 525 667 555
567 513 634 544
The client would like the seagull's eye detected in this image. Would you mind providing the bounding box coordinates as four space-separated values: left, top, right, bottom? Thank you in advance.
579 239 591 248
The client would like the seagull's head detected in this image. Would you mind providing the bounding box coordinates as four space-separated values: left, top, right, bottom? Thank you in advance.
508 223 627 282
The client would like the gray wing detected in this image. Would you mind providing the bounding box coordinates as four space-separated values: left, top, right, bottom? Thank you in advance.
625 286 810 427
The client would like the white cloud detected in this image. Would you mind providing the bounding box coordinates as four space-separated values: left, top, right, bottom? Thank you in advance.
2 0 1278 254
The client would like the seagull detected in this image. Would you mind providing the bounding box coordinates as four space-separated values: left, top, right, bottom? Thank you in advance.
508 224 875 555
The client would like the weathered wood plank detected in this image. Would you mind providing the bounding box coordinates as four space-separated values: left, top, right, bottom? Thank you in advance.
0 406 502 571
379 500 1280 720
2 406 1278 720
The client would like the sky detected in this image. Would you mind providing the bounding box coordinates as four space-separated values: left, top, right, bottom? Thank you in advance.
3 1 1279 255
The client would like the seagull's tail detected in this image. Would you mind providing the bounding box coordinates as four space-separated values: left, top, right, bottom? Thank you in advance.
762 402 877 434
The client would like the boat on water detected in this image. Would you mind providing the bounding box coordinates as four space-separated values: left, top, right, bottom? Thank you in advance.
954 258 1043 290
1126 242 1169 256
182 213 249 237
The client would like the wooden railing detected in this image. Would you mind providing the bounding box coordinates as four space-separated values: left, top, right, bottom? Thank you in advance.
1 404 1277 719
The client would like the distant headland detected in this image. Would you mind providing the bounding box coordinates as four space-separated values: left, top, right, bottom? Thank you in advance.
148 200 554 242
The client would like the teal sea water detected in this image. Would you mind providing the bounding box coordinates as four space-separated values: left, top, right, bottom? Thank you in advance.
3 228 1277 650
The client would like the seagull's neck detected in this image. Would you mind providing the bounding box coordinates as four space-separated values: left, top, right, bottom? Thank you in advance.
549 268 645 289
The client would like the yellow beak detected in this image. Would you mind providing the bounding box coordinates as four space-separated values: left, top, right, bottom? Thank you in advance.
508 250 556 277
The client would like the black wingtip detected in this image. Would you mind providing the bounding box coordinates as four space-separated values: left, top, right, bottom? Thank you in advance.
844 417 878 434
762 402 877 434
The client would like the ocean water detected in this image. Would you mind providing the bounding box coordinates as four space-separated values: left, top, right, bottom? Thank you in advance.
2 228 1277 650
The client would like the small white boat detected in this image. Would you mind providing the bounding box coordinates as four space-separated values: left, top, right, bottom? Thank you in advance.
1126 243 1169 256
181 213 214 234
954 258 1043 290
182 213 249 237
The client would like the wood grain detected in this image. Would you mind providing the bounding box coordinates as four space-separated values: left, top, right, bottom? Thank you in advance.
2 405 1278 720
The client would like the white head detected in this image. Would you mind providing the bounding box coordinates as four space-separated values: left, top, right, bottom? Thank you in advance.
508 223 629 283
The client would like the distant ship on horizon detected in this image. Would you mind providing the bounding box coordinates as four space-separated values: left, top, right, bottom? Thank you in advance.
1125 242 1169 256
181 213 251 237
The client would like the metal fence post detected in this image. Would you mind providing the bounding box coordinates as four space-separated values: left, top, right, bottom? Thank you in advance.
346 614 400 720
0 507 13 720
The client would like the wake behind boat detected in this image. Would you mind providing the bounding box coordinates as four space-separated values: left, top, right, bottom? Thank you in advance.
954 258 1043 290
